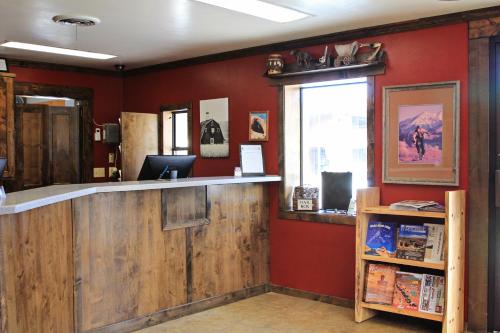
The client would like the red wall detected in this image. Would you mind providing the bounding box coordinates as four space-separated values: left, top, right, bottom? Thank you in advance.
124 23 469 302
8 22 469 304
9 66 123 181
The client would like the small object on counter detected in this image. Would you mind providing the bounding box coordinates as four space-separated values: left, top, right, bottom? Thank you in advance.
170 169 178 179
267 54 284 75
234 167 242 177
293 185 319 211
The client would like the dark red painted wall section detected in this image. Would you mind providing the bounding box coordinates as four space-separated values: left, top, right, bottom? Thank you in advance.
7 22 469 305
124 23 469 302
9 66 123 182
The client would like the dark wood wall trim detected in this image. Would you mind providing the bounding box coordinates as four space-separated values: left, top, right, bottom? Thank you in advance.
5 6 500 78
14 82 94 183
269 284 354 309
6 58 122 77
85 285 268 333
467 18 499 332
125 5 500 77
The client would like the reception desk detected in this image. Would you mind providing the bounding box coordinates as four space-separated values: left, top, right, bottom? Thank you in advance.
0 176 280 333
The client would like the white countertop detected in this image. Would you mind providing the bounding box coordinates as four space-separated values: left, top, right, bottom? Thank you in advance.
0 175 281 215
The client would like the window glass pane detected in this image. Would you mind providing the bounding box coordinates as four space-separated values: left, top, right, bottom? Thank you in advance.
174 150 188 155
174 112 188 148
301 79 368 198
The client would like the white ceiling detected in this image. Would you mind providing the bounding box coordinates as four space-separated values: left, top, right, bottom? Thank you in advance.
0 0 498 71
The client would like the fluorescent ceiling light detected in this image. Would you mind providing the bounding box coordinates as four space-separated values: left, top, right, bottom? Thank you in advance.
193 0 310 23
0 41 116 60
17 95 74 101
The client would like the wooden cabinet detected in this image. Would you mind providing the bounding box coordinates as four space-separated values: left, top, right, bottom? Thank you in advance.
0 73 16 178
355 187 465 333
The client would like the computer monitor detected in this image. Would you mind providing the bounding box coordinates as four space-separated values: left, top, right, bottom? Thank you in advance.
137 155 196 180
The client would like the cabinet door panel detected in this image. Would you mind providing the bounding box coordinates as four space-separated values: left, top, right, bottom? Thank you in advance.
0 74 15 178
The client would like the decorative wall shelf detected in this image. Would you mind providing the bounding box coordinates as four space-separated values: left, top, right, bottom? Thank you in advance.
265 61 385 86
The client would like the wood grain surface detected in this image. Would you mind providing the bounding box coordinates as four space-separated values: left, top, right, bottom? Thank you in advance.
73 190 187 332
0 201 74 333
191 183 269 301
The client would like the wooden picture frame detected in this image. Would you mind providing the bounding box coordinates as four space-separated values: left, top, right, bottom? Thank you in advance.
0 59 8 72
249 111 269 141
382 81 460 186
239 144 265 176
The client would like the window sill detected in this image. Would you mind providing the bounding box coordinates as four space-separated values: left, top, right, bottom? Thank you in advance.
278 210 356 226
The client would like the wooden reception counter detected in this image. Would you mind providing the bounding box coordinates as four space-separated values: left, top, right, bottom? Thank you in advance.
0 176 280 333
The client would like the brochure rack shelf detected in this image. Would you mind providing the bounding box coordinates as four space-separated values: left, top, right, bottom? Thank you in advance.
355 187 465 333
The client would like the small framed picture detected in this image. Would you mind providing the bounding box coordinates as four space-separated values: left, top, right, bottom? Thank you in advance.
239 144 265 176
249 111 269 141
0 59 7 72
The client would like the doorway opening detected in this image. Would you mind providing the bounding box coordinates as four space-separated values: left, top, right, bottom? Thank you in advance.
10 83 94 191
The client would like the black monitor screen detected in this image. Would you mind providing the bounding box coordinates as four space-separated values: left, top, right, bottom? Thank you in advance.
137 155 196 180
0 158 6 179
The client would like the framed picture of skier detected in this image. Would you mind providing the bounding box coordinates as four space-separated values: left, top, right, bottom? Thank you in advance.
200 97 229 158
382 81 460 186
248 111 269 141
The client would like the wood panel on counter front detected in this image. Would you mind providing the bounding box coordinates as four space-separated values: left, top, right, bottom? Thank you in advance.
73 190 187 332
0 201 74 333
0 183 270 333
192 184 269 301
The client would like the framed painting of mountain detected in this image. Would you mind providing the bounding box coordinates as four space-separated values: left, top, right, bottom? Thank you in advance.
249 111 269 141
382 81 460 185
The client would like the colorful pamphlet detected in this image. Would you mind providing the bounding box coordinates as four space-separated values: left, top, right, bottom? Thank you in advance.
392 272 423 311
419 274 445 314
364 264 399 305
365 221 397 257
397 225 428 261
424 223 445 263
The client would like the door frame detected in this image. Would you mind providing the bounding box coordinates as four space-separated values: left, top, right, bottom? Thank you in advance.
14 82 94 183
469 19 500 332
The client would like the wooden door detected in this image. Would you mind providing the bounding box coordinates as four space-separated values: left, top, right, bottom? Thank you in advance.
15 104 48 189
47 106 80 184
0 73 16 178
121 112 158 181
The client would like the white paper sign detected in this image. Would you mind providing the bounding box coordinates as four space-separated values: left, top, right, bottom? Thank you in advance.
240 144 264 175
297 199 313 210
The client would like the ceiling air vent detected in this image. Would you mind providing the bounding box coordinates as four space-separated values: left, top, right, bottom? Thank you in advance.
52 15 101 27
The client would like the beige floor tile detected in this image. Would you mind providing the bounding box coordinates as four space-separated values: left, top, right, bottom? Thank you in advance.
135 292 441 333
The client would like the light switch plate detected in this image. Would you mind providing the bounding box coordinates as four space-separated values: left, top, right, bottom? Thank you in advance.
93 167 105 178
108 153 115 164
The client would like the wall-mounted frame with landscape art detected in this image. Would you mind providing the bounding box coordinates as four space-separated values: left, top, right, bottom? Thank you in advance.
249 111 269 141
382 81 460 186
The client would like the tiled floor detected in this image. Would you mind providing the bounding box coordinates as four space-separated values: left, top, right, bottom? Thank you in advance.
135 292 440 333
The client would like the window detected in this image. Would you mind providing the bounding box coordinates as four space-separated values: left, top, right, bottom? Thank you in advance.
279 77 374 219
172 111 189 155
301 78 368 197
160 103 192 155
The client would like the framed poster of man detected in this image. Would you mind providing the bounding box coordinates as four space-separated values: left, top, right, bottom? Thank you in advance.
200 98 229 158
382 81 460 186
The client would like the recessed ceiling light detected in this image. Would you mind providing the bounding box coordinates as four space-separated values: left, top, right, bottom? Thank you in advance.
0 41 116 60
193 0 310 23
